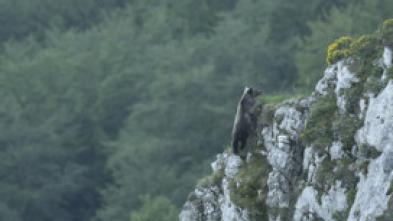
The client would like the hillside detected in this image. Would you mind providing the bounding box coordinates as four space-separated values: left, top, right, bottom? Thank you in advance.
179 19 393 221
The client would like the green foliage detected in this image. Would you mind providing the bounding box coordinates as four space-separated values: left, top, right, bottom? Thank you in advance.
315 157 358 212
315 157 357 193
350 35 382 60
315 157 335 190
347 36 384 94
344 85 363 115
380 18 393 47
296 0 393 92
0 34 113 221
339 158 358 189
356 160 370 175
129 195 178 221
229 150 271 220
303 22 385 153
261 104 279 127
96 0 302 218
268 0 350 42
0 202 21 221
197 167 225 188
332 115 363 150
0 0 123 43
358 144 381 159
259 94 301 127
0 0 391 220
332 211 347 221
365 65 385 95
387 179 393 195
261 95 294 104
350 52 383 82
385 67 393 82
346 188 357 207
302 92 337 150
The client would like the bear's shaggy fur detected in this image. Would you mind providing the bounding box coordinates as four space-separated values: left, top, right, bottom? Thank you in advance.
232 87 262 154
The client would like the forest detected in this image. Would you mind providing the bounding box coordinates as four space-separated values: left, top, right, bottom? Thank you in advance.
0 0 391 220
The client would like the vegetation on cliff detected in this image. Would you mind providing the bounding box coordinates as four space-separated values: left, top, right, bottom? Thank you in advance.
0 0 392 220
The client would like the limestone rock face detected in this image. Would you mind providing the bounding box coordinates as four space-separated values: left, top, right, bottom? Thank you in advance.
179 154 248 221
180 47 393 221
263 100 306 218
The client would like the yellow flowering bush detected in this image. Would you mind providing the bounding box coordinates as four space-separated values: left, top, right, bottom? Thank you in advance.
326 36 353 65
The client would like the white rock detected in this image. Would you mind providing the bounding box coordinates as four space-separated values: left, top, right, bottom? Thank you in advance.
315 65 337 95
348 155 393 221
329 141 344 160
224 155 244 178
381 47 392 81
294 181 347 221
179 201 199 221
180 153 247 221
356 81 393 153
383 47 392 68
302 146 314 170
220 178 249 221
335 61 360 113
181 51 393 221
359 98 367 119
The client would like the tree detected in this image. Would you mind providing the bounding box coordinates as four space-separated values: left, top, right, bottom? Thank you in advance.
0 0 126 43
296 0 393 92
130 196 178 221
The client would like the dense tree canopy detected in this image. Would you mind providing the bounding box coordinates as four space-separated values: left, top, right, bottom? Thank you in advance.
0 0 390 220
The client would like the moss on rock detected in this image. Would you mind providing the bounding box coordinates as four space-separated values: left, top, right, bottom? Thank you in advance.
302 92 337 152
196 166 225 188
229 150 271 220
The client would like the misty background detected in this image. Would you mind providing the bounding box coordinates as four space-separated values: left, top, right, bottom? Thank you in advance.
0 0 392 220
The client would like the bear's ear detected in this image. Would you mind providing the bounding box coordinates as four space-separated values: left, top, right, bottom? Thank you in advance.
247 87 254 94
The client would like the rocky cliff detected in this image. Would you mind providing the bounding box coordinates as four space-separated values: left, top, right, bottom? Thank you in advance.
180 20 393 221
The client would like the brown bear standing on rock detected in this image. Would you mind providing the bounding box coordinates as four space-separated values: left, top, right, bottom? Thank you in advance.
232 87 262 155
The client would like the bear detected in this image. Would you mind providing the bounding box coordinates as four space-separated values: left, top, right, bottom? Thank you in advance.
231 87 262 154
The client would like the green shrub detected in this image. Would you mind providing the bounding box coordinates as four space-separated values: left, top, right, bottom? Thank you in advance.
333 211 348 221
339 158 358 189
344 84 364 114
358 144 381 159
260 104 279 127
350 35 382 60
187 192 197 201
260 95 293 104
332 115 363 150
229 151 271 220
197 167 225 188
326 34 381 66
302 92 337 151
365 76 384 95
315 156 335 188
385 67 393 80
380 18 393 47
315 157 357 190
129 195 178 221
346 188 356 208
